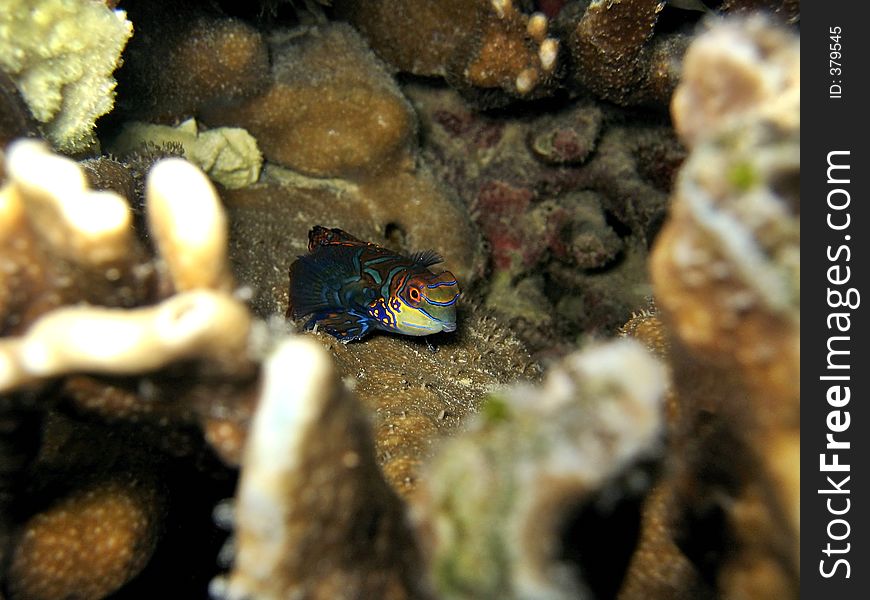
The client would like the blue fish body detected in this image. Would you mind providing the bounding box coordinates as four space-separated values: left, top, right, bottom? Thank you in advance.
287 226 460 342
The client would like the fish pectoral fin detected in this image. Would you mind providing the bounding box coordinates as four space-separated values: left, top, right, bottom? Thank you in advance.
305 310 374 342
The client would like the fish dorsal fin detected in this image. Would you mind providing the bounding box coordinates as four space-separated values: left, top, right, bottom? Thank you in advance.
308 226 368 251
409 249 443 267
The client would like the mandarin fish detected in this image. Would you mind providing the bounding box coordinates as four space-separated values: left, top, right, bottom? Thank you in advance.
287 226 460 342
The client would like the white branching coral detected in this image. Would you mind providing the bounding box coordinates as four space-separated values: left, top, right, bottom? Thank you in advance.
0 290 251 392
214 337 427 600
0 140 252 392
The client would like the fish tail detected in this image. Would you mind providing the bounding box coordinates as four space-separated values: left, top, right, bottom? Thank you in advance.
287 246 359 318
288 255 329 318
285 262 299 318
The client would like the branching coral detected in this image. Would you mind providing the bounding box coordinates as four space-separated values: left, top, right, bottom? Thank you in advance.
334 0 561 105
0 139 537 597
412 339 667 599
215 337 430 600
561 0 689 106
0 0 133 153
643 16 799 599
0 4 801 597
0 140 260 596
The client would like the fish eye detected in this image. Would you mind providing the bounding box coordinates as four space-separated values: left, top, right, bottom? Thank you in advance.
409 287 421 302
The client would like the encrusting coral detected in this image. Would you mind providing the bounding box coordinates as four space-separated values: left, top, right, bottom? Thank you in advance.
0 3 800 597
0 139 537 595
0 0 133 153
219 175 539 492
200 23 417 180
405 82 685 354
114 10 484 286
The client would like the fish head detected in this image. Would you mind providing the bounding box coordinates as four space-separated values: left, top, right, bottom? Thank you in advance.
393 270 460 335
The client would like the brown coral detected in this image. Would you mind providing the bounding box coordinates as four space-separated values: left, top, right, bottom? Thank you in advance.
115 1 270 123
0 141 260 596
201 23 416 179
562 0 689 106
6 475 162 600
219 173 538 492
215 338 430 600
642 16 799 599
334 0 561 105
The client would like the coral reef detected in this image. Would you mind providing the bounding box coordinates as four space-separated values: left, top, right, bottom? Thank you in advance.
0 141 259 596
0 0 133 153
203 23 418 179
222 167 481 319
6 474 162 600
0 140 537 596
0 2 800 598
220 177 539 492
116 15 484 284
405 82 685 354
114 1 271 123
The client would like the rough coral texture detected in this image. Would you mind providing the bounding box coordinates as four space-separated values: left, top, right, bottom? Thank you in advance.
721 0 800 24
0 142 259 595
412 339 667 599
405 82 685 355
115 1 270 123
190 23 484 286
201 23 416 179
6 475 161 600
222 171 480 317
109 119 263 189
0 4 800 598
0 0 133 153
645 16 799 600
334 0 561 105
216 338 430 600
221 179 538 493
562 0 689 106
